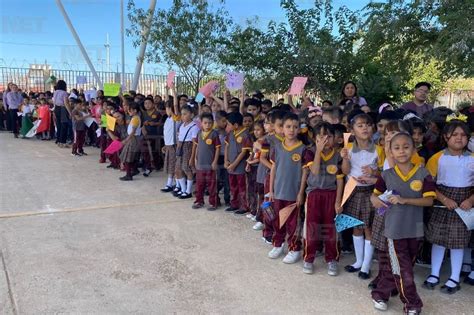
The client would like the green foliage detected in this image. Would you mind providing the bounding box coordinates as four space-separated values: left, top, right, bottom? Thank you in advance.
127 0 232 94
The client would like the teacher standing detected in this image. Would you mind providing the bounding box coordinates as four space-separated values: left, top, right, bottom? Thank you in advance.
52 80 71 147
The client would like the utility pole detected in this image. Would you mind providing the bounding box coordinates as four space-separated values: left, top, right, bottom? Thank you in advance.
105 33 110 72
55 0 103 88
121 0 126 89
131 0 156 91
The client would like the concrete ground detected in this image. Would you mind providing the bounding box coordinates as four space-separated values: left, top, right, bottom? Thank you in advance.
0 132 472 314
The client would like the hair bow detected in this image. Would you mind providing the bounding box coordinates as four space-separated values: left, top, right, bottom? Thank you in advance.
446 113 468 123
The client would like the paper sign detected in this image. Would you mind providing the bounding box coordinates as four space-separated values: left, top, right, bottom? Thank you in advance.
96 128 101 137
106 114 116 131
100 114 107 128
289 76 308 95
104 140 123 154
225 72 244 90
84 90 98 102
166 71 176 87
344 133 351 148
334 214 364 232
455 207 474 230
76 75 87 84
341 176 358 206
279 203 297 228
84 116 95 128
195 92 205 103
103 83 121 97
199 80 219 98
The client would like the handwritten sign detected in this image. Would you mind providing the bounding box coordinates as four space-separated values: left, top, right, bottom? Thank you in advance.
106 114 116 131
199 80 219 98
289 76 308 95
166 71 176 88
225 72 244 90
103 83 121 97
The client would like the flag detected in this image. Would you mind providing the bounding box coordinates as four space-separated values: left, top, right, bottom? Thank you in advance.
334 214 364 232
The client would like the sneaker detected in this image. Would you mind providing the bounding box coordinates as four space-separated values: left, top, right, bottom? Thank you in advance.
179 192 192 199
268 246 284 259
160 186 174 193
246 213 254 219
143 169 152 177
406 310 420 315
119 175 133 181
71 153 80 156
192 203 204 209
79 152 87 156
234 209 249 216
262 236 272 244
282 251 301 264
207 206 218 211
303 262 314 274
372 299 388 311
225 206 238 212
252 222 264 230
328 261 339 276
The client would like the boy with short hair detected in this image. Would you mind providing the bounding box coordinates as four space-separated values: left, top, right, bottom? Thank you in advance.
247 98 263 121
192 113 221 210
268 113 312 264
215 111 230 206
224 112 253 215
322 106 343 125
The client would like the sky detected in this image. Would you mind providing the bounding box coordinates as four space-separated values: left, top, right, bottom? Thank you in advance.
0 0 369 75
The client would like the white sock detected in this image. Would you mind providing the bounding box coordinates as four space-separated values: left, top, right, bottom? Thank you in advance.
446 248 464 287
428 244 446 283
175 179 181 190
178 178 187 193
360 240 374 273
166 176 173 187
186 180 193 194
351 235 365 269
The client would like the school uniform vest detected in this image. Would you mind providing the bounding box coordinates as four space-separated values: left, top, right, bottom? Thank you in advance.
195 129 220 171
227 128 251 175
142 110 160 135
273 140 306 201
306 148 342 192
382 166 432 240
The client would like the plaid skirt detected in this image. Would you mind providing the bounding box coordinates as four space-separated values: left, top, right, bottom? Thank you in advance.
175 141 194 174
343 186 374 229
119 136 139 163
164 145 176 175
427 185 473 249
371 212 386 251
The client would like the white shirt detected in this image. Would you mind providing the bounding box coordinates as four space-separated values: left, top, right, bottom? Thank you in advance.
348 142 381 186
163 116 181 146
178 121 199 142
436 152 474 188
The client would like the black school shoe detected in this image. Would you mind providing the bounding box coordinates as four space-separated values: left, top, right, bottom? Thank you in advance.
368 279 377 290
143 169 153 177
131 169 140 176
120 175 133 181
172 189 182 197
160 186 174 193
422 275 439 290
225 206 238 212
234 209 249 216
464 275 474 285
179 192 192 199
358 271 371 280
440 278 461 294
344 265 361 273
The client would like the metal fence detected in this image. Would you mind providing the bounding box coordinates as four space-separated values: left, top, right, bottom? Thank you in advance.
0 67 192 96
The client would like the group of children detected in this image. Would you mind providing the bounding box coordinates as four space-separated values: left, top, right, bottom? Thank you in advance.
4 80 473 314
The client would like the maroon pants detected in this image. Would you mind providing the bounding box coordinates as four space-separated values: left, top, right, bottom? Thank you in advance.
387 238 423 312
229 173 248 210
272 199 301 251
141 137 159 170
304 189 338 263
72 130 86 154
99 131 107 162
247 167 258 215
107 152 121 168
255 183 265 222
371 249 397 301
263 174 274 238
124 161 135 177
195 170 218 207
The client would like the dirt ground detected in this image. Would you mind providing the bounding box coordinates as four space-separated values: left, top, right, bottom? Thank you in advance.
0 133 472 314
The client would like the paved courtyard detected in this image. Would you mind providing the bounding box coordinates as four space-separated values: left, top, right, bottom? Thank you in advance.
0 132 472 314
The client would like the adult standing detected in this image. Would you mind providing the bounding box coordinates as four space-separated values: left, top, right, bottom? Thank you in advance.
339 81 368 112
5 84 23 138
401 82 433 118
52 80 69 145
3 82 13 131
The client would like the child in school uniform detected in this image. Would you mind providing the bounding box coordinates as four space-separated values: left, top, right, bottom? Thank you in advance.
37 98 51 140
106 111 128 169
259 111 285 243
370 132 435 314
174 105 199 199
302 122 344 275
246 120 266 230
224 112 253 215
215 111 230 206
141 97 162 177
119 102 142 181
268 113 312 264
423 118 474 294
160 98 181 192
341 110 384 279
192 113 221 210
71 100 90 156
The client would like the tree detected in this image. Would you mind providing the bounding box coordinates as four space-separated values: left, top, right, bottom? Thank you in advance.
127 0 232 94
220 0 362 98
